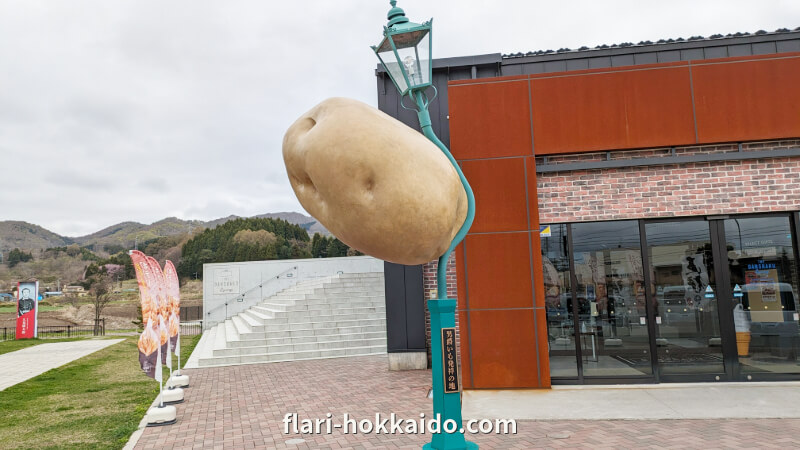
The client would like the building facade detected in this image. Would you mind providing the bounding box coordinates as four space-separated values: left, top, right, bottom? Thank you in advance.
378 29 800 387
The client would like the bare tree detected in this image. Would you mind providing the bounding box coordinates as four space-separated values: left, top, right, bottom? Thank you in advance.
89 272 113 336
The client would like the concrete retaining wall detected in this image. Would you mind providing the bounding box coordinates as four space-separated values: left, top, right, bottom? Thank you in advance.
202 256 384 329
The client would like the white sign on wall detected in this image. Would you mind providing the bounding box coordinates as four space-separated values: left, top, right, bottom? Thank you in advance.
213 268 240 295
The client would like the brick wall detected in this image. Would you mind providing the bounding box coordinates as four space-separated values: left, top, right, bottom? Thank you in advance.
536 140 800 224
421 253 458 368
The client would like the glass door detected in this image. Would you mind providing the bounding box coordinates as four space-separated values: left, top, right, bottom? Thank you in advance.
571 221 652 379
542 224 579 378
722 215 800 379
644 220 727 380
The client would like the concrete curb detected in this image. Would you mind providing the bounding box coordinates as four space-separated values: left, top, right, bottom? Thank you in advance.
122 392 163 450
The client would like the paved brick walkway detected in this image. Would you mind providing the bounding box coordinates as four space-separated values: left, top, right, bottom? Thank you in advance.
135 355 800 449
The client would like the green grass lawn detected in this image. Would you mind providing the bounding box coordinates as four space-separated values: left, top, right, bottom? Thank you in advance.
0 334 201 449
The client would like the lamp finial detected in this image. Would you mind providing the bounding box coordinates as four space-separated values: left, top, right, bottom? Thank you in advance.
387 0 409 28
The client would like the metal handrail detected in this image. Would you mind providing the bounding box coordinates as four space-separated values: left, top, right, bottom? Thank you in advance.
205 265 298 321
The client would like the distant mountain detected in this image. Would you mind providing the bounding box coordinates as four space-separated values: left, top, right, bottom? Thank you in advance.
71 217 207 250
0 212 330 252
254 212 329 236
0 221 73 251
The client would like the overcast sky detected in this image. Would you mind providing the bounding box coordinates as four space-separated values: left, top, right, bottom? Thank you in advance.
1 1 799 237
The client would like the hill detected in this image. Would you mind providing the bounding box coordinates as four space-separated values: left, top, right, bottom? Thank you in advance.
71 217 206 250
255 212 329 236
0 221 73 251
0 212 329 254
177 217 313 278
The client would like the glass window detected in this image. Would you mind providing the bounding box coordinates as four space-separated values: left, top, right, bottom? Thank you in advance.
572 221 652 377
725 216 800 374
541 224 577 377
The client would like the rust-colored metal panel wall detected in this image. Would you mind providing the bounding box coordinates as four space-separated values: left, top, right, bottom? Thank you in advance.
530 65 697 154
455 244 473 388
457 309 472 388
455 244 468 311
456 159 549 389
464 232 532 310
528 163 551 387
448 80 532 160
467 309 543 388
692 56 800 143
527 159 547 311
460 158 529 233
449 53 800 158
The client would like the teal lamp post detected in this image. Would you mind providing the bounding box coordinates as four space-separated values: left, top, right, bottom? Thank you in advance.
372 2 477 449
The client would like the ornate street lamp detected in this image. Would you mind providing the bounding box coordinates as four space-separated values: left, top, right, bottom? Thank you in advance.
373 2 477 449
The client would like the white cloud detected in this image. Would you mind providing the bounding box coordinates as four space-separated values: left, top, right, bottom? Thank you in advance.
1 0 798 236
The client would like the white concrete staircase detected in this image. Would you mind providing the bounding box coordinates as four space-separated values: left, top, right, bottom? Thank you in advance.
186 272 386 368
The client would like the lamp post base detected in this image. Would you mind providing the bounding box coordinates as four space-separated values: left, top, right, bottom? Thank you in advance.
426 298 478 449
423 440 479 450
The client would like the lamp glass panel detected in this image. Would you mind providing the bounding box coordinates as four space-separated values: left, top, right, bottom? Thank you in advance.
390 29 430 87
414 30 431 86
394 45 423 88
377 47 409 94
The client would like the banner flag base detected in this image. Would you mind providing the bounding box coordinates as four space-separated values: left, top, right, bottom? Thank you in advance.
167 374 189 388
145 404 177 427
162 386 184 404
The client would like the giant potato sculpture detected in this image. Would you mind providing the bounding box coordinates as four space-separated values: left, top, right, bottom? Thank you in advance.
283 97 467 265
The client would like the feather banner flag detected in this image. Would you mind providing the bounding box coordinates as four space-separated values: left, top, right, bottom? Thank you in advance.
130 250 160 379
145 256 170 364
164 261 180 352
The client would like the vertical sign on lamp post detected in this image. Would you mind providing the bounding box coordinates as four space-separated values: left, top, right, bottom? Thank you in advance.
16 281 39 339
441 328 460 393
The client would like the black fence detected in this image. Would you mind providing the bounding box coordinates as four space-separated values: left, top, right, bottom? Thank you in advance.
1 319 105 341
181 305 203 321
0 319 206 342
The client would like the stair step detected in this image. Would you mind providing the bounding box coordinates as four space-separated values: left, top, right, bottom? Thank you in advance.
230 330 387 348
255 306 385 318
245 311 385 326
244 309 272 322
213 337 388 356
224 320 240 342
212 325 227 350
199 344 387 367
259 302 385 313
238 312 265 330
236 318 386 335
227 325 387 346
231 315 252 334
